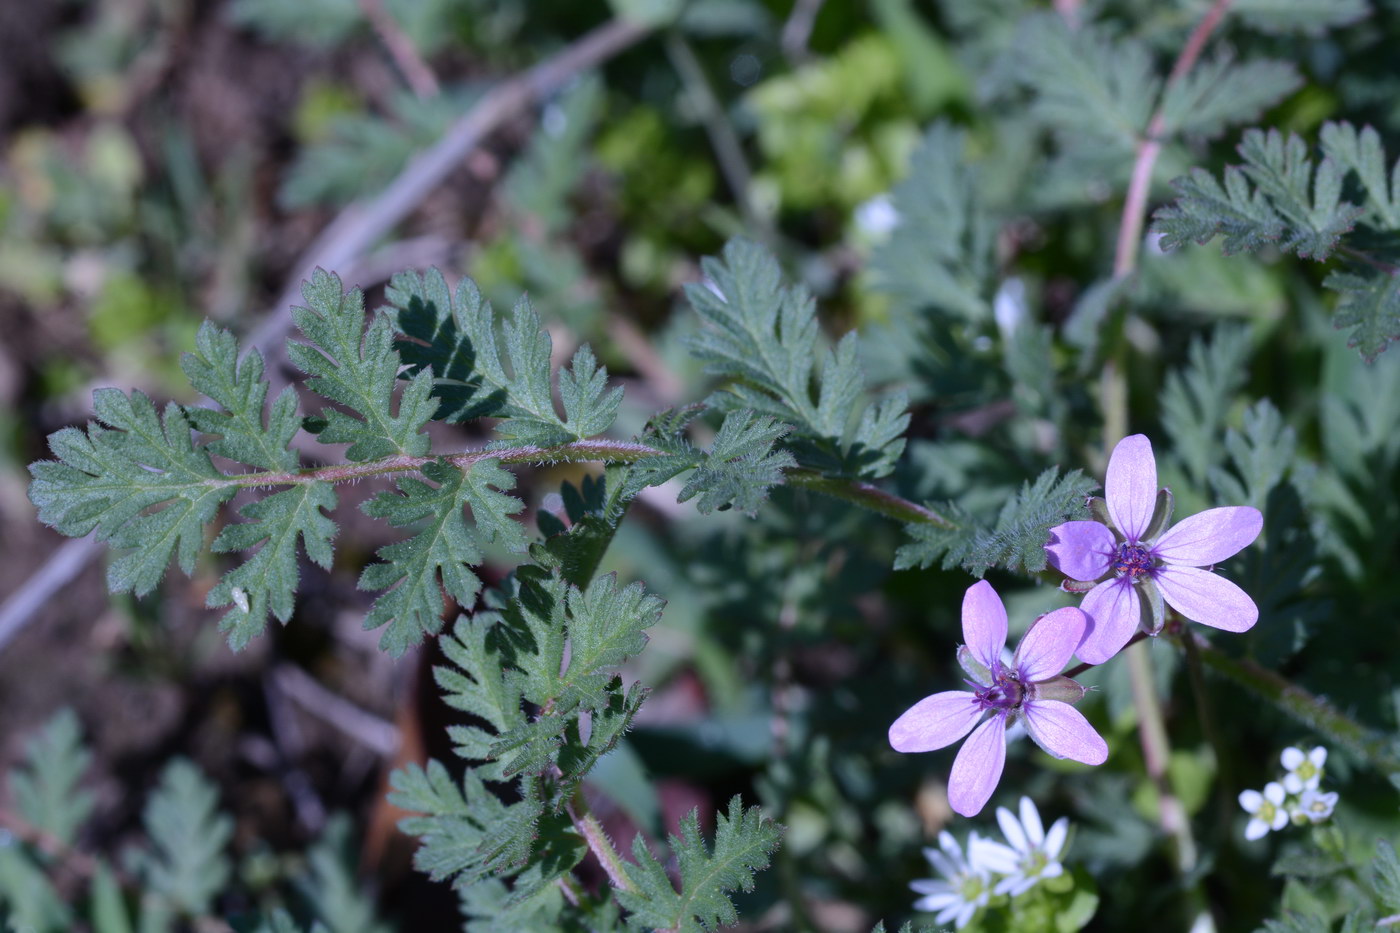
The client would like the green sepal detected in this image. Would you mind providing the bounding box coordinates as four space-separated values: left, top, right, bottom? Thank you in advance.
1142 488 1175 543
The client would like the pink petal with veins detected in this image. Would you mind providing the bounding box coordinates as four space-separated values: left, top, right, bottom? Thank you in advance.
1105 434 1157 543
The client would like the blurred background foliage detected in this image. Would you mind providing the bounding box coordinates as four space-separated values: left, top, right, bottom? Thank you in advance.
3 0 1400 931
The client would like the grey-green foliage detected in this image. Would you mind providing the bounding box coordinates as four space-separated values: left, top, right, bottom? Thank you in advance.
298 815 391 933
8 708 93 847
504 76 605 235
1160 325 1253 489
685 238 909 479
869 122 994 323
1154 122 1400 361
616 796 783 932
895 467 1097 577
129 760 233 916
386 267 623 445
623 407 797 517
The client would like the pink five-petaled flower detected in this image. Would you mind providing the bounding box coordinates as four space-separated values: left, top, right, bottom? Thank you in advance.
888 581 1109 817
1044 434 1263 665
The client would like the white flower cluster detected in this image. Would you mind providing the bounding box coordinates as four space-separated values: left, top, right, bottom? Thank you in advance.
1239 745 1338 841
911 797 1071 929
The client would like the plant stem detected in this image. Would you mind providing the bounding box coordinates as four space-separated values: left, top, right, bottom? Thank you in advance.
1177 628 1234 833
1126 640 1198 874
1113 0 1233 280
214 438 959 529
1186 633 1400 779
568 792 638 893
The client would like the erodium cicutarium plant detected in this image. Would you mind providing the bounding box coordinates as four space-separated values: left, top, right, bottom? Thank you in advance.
888 581 1108 816
1044 434 1263 664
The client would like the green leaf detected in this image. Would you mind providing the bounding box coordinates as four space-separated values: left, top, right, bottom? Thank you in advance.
207 482 339 650
685 238 908 478
384 268 622 444
131 759 233 916
1326 270 1400 363
1011 13 1156 167
288 268 436 461
8 709 93 847
558 574 665 708
1371 839 1400 912
895 467 1096 577
618 795 783 932
359 459 526 656
1154 128 1364 260
298 814 390 933
677 411 796 517
869 122 993 322
1161 325 1253 488
0 846 70 932
1157 55 1301 140
181 321 300 472
388 762 559 887
1320 122 1400 229
1231 0 1370 34
89 862 134 933
28 390 233 596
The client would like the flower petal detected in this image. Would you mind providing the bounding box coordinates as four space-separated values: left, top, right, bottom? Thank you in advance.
1015 607 1087 682
1244 818 1269 841
1043 817 1069 859
1022 700 1109 765
962 580 1009 672
996 807 1029 854
1153 506 1262 566
973 839 1020 874
1019 796 1045 847
1238 789 1263 813
1264 782 1285 805
1310 747 1328 768
1077 578 1141 665
1044 521 1116 582
889 691 982 753
1105 434 1157 543
1281 747 1304 770
948 715 1007 817
1155 566 1258 633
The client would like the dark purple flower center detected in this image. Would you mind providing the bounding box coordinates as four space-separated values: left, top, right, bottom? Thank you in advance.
1113 543 1155 578
972 667 1024 712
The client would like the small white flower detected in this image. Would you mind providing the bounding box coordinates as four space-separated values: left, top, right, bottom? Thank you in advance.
854 195 900 239
971 796 1069 897
1280 746 1327 794
911 830 993 930
1239 782 1288 840
1295 788 1338 823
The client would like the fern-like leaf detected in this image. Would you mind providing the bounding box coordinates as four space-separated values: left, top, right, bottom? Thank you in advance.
359 459 526 656
617 796 783 932
130 760 233 916
7 709 92 847
28 389 232 596
289 268 437 461
895 467 1097 577
385 268 622 445
685 238 908 478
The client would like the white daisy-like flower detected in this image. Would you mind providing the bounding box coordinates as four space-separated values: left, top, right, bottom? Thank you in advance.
1239 782 1289 840
1294 788 1338 823
911 830 994 929
971 796 1070 897
1280 746 1327 794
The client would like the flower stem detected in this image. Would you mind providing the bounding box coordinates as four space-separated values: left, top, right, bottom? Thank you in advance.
1186 633 1400 780
1125 640 1199 874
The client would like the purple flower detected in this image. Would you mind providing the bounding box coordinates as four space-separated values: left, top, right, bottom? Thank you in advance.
1045 434 1263 665
888 581 1108 817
